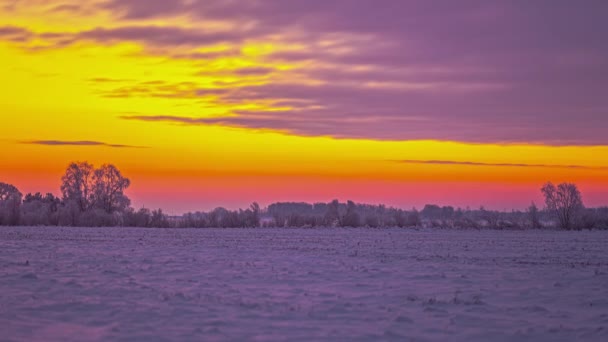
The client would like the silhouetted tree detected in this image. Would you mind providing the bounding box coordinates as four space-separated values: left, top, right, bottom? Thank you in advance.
527 202 542 229
207 208 220 227
0 182 22 225
479 206 500 229
180 211 208 228
421 204 442 219
407 208 421 227
57 200 81 226
222 210 240 228
324 199 340 226
392 209 407 227
80 208 117 227
61 162 95 211
341 200 361 227
124 207 152 227
92 164 131 213
150 209 169 228
541 182 584 230
247 202 261 227
272 211 285 227
5 163 606 230
21 192 60 226
364 214 379 228
57 162 132 226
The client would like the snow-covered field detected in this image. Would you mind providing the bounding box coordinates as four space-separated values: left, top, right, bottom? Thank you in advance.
1 227 607 341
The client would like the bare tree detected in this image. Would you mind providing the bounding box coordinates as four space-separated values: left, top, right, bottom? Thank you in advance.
21 192 61 226
407 208 421 227
0 182 21 202
541 182 584 230
342 200 361 227
150 209 169 227
248 202 261 227
61 162 95 211
92 164 131 213
324 199 341 227
527 202 542 229
0 182 22 225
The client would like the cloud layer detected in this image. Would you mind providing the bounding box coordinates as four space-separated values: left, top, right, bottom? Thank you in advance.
21 140 143 148
2 0 608 144
397 160 608 171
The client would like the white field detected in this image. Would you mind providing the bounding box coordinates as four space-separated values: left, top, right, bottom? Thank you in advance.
1 227 607 342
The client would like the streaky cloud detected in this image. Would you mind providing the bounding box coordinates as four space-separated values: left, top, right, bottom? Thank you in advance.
3 1 608 145
397 159 608 170
0 25 33 42
121 115 219 125
21 140 146 149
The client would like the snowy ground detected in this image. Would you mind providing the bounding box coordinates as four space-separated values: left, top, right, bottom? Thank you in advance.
1 227 607 342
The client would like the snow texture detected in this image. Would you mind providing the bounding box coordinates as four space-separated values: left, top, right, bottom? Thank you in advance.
1 227 608 341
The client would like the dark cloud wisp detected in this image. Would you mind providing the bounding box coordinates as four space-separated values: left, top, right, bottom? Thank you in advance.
21 140 145 148
396 159 608 170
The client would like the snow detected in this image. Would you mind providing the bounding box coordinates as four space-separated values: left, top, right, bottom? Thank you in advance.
1 227 607 341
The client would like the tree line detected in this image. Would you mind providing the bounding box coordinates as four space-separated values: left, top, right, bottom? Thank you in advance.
1 162 607 229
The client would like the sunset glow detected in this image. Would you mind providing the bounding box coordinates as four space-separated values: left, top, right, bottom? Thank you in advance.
2 1 607 213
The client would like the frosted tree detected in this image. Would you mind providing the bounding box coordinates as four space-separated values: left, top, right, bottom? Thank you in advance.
61 162 95 211
527 202 542 229
21 192 61 226
0 182 22 225
541 182 583 230
324 199 341 227
248 202 261 227
0 182 21 202
92 164 131 213
342 200 361 227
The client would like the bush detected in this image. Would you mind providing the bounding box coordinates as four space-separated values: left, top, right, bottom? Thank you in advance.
79 209 117 227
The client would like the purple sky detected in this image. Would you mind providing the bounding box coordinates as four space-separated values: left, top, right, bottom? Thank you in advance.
2 1 608 144
2 1 608 211
87 0 608 144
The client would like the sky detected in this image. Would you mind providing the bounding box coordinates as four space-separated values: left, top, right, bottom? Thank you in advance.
1 0 607 214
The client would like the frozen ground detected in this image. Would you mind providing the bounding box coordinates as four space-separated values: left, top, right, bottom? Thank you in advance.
1 227 607 342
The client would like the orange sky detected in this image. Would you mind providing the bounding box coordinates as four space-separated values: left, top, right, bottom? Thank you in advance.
1 1 607 214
